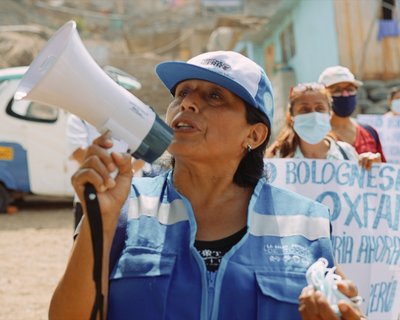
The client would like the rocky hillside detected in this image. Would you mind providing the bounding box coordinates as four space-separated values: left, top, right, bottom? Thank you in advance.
358 79 400 114
0 0 176 115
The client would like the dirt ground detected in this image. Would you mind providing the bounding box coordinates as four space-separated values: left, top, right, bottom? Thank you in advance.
0 199 74 320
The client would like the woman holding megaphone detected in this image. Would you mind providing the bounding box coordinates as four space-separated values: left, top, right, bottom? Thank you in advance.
49 51 364 320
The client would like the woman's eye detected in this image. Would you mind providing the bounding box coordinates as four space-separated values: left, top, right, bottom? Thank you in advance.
177 88 189 97
175 87 189 97
316 106 329 113
210 91 222 99
297 107 309 114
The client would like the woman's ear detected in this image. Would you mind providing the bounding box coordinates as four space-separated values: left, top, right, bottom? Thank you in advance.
247 123 269 150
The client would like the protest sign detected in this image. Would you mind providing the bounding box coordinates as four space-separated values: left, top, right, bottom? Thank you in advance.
265 158 400 320
357 114 400 164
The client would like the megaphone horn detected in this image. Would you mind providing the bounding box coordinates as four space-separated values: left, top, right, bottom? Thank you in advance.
15 20 172 163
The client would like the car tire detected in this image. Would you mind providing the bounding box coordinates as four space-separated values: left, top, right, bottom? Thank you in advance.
0 184 11 213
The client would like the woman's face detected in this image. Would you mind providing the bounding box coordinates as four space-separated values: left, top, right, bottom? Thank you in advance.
291 91 331 117
290 90 332 145
165 79 253 162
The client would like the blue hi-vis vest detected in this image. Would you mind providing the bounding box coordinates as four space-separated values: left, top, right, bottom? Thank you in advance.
108 171 334 320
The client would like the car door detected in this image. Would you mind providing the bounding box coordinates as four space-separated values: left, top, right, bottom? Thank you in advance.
1 78 75 197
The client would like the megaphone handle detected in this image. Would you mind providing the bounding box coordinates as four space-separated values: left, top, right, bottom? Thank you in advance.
83 183 104 320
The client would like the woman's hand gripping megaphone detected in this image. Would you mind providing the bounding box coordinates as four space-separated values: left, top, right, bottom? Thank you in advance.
70 130 134 320
71 130 133 233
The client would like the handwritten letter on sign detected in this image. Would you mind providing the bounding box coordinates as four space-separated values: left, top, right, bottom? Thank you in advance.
265 158 400 320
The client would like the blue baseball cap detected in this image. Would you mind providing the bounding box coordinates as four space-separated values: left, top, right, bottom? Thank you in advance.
155 51 274 128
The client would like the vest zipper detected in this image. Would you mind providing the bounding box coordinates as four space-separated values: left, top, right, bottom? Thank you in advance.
207 270 217 319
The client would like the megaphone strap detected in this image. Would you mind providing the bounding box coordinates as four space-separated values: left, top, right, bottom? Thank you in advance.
84 183 104 320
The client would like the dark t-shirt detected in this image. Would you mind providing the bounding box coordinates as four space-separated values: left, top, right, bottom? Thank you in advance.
195 226 247 272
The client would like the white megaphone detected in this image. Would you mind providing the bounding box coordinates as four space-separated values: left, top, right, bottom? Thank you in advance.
14 20 172 163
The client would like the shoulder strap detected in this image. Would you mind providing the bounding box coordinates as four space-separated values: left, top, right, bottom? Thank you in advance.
335 141 349 160
359 123 380 146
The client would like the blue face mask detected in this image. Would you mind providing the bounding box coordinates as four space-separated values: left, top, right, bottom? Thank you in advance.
293 112 332 144
332 95 357 117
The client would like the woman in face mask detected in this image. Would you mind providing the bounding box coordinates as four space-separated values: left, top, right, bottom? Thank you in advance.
265 82 358 160
386 86 400 116
318 66 386 167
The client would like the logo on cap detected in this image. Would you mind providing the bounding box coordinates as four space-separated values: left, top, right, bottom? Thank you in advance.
200 58 231 71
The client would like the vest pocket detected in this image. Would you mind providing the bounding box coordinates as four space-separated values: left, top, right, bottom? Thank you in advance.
108 247 176 319
255 270 305 320
111 246 176 278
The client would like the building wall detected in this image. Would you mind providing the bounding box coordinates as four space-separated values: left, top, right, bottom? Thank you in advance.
290 0 339 83
334 0 400 80
256 0 339 139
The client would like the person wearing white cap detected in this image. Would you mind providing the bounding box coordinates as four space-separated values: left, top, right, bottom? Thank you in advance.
319 66 386 168
50 51 364 320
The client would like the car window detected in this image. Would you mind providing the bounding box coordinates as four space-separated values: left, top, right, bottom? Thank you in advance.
6 98 58 123
103 65 141 90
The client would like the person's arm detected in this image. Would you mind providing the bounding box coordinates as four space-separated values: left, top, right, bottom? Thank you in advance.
49 133 133 319
49 215 109 319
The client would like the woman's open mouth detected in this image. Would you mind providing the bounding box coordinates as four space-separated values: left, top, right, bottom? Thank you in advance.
172 117 198 132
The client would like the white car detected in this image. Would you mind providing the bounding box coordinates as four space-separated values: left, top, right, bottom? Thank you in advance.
0 66 141 213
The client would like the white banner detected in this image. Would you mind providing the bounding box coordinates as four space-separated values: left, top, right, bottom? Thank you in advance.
265 158 400 320
357 114 400 164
